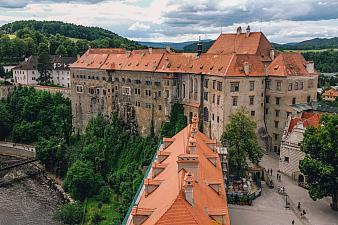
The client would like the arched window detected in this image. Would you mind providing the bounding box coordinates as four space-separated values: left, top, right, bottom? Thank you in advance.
203 107 209 122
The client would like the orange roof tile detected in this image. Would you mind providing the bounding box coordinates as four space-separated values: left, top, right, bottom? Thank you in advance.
322 89 338 97
207 32 272 60
288 112 320 132
268 52 317 77
131 123 230 225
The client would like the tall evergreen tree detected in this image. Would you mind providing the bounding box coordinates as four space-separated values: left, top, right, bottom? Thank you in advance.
37 43 52 85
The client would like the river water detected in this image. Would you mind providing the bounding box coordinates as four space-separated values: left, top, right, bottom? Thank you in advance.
0 156 62 225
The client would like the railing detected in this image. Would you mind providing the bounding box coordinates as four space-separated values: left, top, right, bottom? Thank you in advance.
122 140 163 225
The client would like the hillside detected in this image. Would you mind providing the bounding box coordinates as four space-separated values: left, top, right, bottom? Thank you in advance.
276 37 338 50
0 20 142 65
139 39 212 51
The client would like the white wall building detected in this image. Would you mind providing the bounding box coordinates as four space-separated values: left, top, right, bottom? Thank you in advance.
279 112 320 184
13 55 75 87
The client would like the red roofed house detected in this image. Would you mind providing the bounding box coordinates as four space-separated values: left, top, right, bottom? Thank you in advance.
124 115 230 225
69 26 318 153
322 88 338 101
278 112 320 184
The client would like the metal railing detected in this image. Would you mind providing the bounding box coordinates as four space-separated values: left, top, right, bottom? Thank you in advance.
122 140 163 225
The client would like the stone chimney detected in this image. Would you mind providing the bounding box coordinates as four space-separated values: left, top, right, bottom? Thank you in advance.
178 154 199 181
197 41 203 57
236 26 242 35
188 137 197 154
165 46 171 53
183 172 194 206
246 25 251 37
270 49 275 61
306 61 315 73
243 62 250 75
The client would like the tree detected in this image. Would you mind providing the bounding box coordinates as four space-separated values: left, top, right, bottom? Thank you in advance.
64 160 104 201
55 44 67 56
53 202 83 225
221 108 263 177
37 43 52 85
300 114 338 210
0 101 12 138
160 103 187 137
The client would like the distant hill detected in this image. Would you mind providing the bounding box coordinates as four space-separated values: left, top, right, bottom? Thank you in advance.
274 37 338 50
0 20 142 65
139 39 212 51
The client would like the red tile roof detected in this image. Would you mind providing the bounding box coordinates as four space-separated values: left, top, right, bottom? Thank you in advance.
322 89 338 97
288 112 320 132
268 52 317 76
207 32 272 60
131 116 230 225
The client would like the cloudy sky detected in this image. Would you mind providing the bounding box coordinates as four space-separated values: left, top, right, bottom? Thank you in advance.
0 0 337 43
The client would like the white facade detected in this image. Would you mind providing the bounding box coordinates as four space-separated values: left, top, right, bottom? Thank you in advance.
13 69 39 85
51 70 71 88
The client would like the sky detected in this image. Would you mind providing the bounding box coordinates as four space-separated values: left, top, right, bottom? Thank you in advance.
0 0 337 43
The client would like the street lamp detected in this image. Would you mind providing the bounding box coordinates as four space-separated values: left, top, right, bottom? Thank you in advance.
285 194 289 208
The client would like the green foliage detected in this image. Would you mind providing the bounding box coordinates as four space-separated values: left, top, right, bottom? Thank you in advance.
37 43 52 85
0 20 142 65
0 101 12 138
97 186 111 204
64 160 104 201
302 50 338 73
36 137 68 176
300 114 338 210
221 108 263 177
91 211 105 225
318 74 338 88
53 202 84 225
0 86 72 143
160 103 187 137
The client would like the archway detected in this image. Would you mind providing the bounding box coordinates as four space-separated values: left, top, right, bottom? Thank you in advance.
298 174 305 183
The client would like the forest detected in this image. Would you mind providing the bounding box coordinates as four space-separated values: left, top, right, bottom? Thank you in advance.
302 50 338 73
0 86 187 224
0 20 142 65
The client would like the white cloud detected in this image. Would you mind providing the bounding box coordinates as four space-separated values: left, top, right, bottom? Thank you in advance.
128 22 150 31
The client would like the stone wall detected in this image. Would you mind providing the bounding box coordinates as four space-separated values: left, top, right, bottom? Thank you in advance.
0 85 14 100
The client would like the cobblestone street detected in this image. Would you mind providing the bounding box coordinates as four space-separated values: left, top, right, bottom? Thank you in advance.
229 154 338 225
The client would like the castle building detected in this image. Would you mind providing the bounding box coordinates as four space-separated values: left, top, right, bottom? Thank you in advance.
124 115 231 225
13 55 76 87
70 27 318 153
279 112 320 184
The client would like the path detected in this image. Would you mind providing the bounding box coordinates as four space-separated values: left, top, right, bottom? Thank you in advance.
260 154 338 225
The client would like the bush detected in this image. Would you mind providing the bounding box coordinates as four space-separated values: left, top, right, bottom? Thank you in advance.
97 186 111 204
53 202 83 225
91 211 105 225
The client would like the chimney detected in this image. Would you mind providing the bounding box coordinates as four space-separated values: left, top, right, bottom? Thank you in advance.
236 26 242 35
197 38 203 57
188 137 197 154
165 46 171 53
270 49 275 61
246 25 251 37
177 154 199 181
149 48 153 54
243 62 250 75
126 50 132 57
306 61 315 73
183 172 194 206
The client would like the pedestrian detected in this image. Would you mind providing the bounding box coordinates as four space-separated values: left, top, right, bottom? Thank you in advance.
298 202 301 210
292 220 295 225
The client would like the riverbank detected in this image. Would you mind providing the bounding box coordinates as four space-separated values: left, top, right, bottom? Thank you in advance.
0 155 69 225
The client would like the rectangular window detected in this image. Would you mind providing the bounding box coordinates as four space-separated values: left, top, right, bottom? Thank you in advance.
158 105 162 110
204 79 209 88
274 133 278 141
284 157 289 163
276 97 280 105
217 81 223 91
266 96 270 103
275 110 280 117
292 97 296 104
217 116 220 123
288 83 292 91
266 80 271 89
145 80 152 85
217 95 220 105
76 85 83 93
134 79 141 84
122 86 131 95
212 94 215 103
158 90 161 98
300 82 304 90
274 121 279 128
213 80 216 89
307 96 311 103
249 81 255 91
276 81 282 91
154 81 161 86
265 108 269 114
203 92 209 101
230 82 239 92
251 111 255 116
295 82 299 90
249 96 254 105
232 96 238 106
